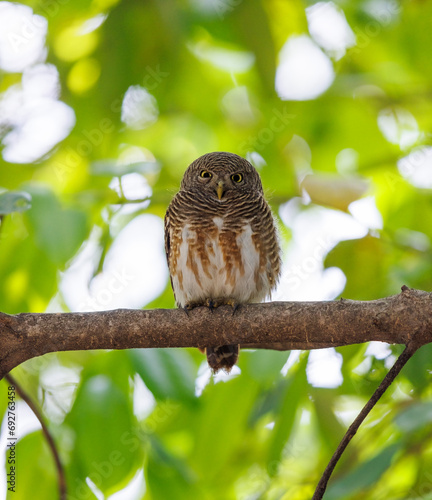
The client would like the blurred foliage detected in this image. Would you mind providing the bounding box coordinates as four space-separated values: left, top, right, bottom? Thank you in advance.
1 0 432 499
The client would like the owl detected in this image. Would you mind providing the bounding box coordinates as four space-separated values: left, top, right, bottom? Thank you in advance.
164 152 281 372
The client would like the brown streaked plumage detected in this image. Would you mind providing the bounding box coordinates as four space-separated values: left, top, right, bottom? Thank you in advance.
164 152 281 373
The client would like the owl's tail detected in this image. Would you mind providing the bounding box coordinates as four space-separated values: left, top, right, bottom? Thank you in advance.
206 344 239 373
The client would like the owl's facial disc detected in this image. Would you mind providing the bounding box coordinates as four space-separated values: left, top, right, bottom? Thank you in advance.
196 166 247 201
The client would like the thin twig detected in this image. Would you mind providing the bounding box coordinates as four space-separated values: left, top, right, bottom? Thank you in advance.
114 196 151 204
312 342 419 500
4 373 67 500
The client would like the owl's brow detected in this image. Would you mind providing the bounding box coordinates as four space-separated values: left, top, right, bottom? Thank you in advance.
200 163 253 174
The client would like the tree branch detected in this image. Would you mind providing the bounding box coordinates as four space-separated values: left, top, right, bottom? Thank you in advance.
4 373 67 500
312 341 419 500
1 286 431 380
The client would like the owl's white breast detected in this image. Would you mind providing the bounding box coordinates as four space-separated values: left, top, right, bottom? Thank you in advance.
171 217 271 307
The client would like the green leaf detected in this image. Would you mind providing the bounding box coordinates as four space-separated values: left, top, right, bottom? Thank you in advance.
301 174 369 211
7 432 57 500
232 0 276 96
0 379 9 424
192 374 260 481
312 389 346 453
325 236 394 300
128 348 197 404
241 349 289 384
0 191 31 215
267 354 308 472
65 373 140 494
402 343 432 394
394 401 432 433
325 443 401 499
146 436 204 500
24 185 88 266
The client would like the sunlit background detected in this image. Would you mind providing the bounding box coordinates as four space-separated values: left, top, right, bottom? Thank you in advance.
1 0 432 499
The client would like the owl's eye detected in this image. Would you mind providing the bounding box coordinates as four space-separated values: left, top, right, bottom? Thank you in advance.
200 170 212 179
231 173 243 183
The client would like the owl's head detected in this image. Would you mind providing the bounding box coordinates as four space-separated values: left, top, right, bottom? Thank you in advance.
180 152 263 200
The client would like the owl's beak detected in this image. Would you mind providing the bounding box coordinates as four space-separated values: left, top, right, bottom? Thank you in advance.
216 181 224 200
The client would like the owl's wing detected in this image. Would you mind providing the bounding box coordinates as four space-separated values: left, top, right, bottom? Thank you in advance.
251 196 282 294
164 206 177 301
164 210 171 266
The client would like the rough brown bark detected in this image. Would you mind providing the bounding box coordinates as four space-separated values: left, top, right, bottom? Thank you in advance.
1 286 431 380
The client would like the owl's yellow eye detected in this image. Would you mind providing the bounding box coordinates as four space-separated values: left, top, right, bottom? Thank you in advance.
200 170 212 179
231 173 243 183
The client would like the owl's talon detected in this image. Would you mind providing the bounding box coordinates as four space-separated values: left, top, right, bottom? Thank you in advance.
182 306 190 317
231 303 240 316
204 297 239 314
205 298 215 312
184 301 206 312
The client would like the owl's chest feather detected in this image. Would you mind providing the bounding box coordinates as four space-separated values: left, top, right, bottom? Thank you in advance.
169 217 270 306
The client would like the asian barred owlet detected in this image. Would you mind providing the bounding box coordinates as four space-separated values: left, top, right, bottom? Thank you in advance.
164 152 281 373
